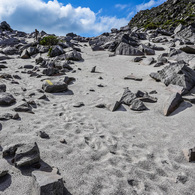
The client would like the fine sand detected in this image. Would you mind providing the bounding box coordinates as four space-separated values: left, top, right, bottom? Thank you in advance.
0 38 195 195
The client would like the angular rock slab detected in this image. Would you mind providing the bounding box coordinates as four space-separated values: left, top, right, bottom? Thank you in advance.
3 142 40 167
0 92 16 106
163 93 183 116
32 168 64 195
150 62 195 95
120 88 136 106
42 80 67 93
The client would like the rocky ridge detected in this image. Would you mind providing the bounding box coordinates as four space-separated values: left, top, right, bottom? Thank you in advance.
129 0 195 31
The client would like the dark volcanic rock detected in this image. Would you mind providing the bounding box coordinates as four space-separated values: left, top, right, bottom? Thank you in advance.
0 93 16 106
0 84 6 92
37 131 50 139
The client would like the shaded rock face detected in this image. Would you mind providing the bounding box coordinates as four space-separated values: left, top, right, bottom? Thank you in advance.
150 62 195 95
163 92 183 116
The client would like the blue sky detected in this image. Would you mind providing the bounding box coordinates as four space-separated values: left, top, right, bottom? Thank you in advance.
0 0 166 37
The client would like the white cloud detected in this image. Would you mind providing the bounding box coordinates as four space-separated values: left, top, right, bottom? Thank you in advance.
136 0 167 12
115 4 129 10
127 11 135 20
0 0 129 36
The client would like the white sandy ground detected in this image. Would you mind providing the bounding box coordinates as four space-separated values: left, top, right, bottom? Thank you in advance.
0 38 195 195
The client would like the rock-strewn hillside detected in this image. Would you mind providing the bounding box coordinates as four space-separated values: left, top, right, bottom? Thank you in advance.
129 0 195 30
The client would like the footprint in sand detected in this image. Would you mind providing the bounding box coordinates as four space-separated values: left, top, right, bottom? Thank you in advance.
84 134 118 153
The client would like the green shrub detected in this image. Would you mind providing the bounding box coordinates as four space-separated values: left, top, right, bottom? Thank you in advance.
174 19 187 25
39 36 59 46
144 22 159 29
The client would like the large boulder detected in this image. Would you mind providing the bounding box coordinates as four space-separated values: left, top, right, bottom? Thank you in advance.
49 45 64 57
2 46 18 55
0 92 16 106
91 45 104 51
115 42 144 56
37 45 49 53
26 47 39 56
42 80 68 93
150 62 195 95
65 50 83 61
3 142 40 167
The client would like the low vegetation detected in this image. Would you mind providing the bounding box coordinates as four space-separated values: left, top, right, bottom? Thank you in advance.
39 35 59 46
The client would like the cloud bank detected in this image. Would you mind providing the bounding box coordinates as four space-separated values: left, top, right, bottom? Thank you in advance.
0 0 129 36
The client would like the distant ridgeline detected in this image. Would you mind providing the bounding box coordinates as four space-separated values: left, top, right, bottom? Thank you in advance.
129 0 195 31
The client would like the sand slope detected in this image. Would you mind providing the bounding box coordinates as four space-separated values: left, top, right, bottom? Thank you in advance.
0 39 195 195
